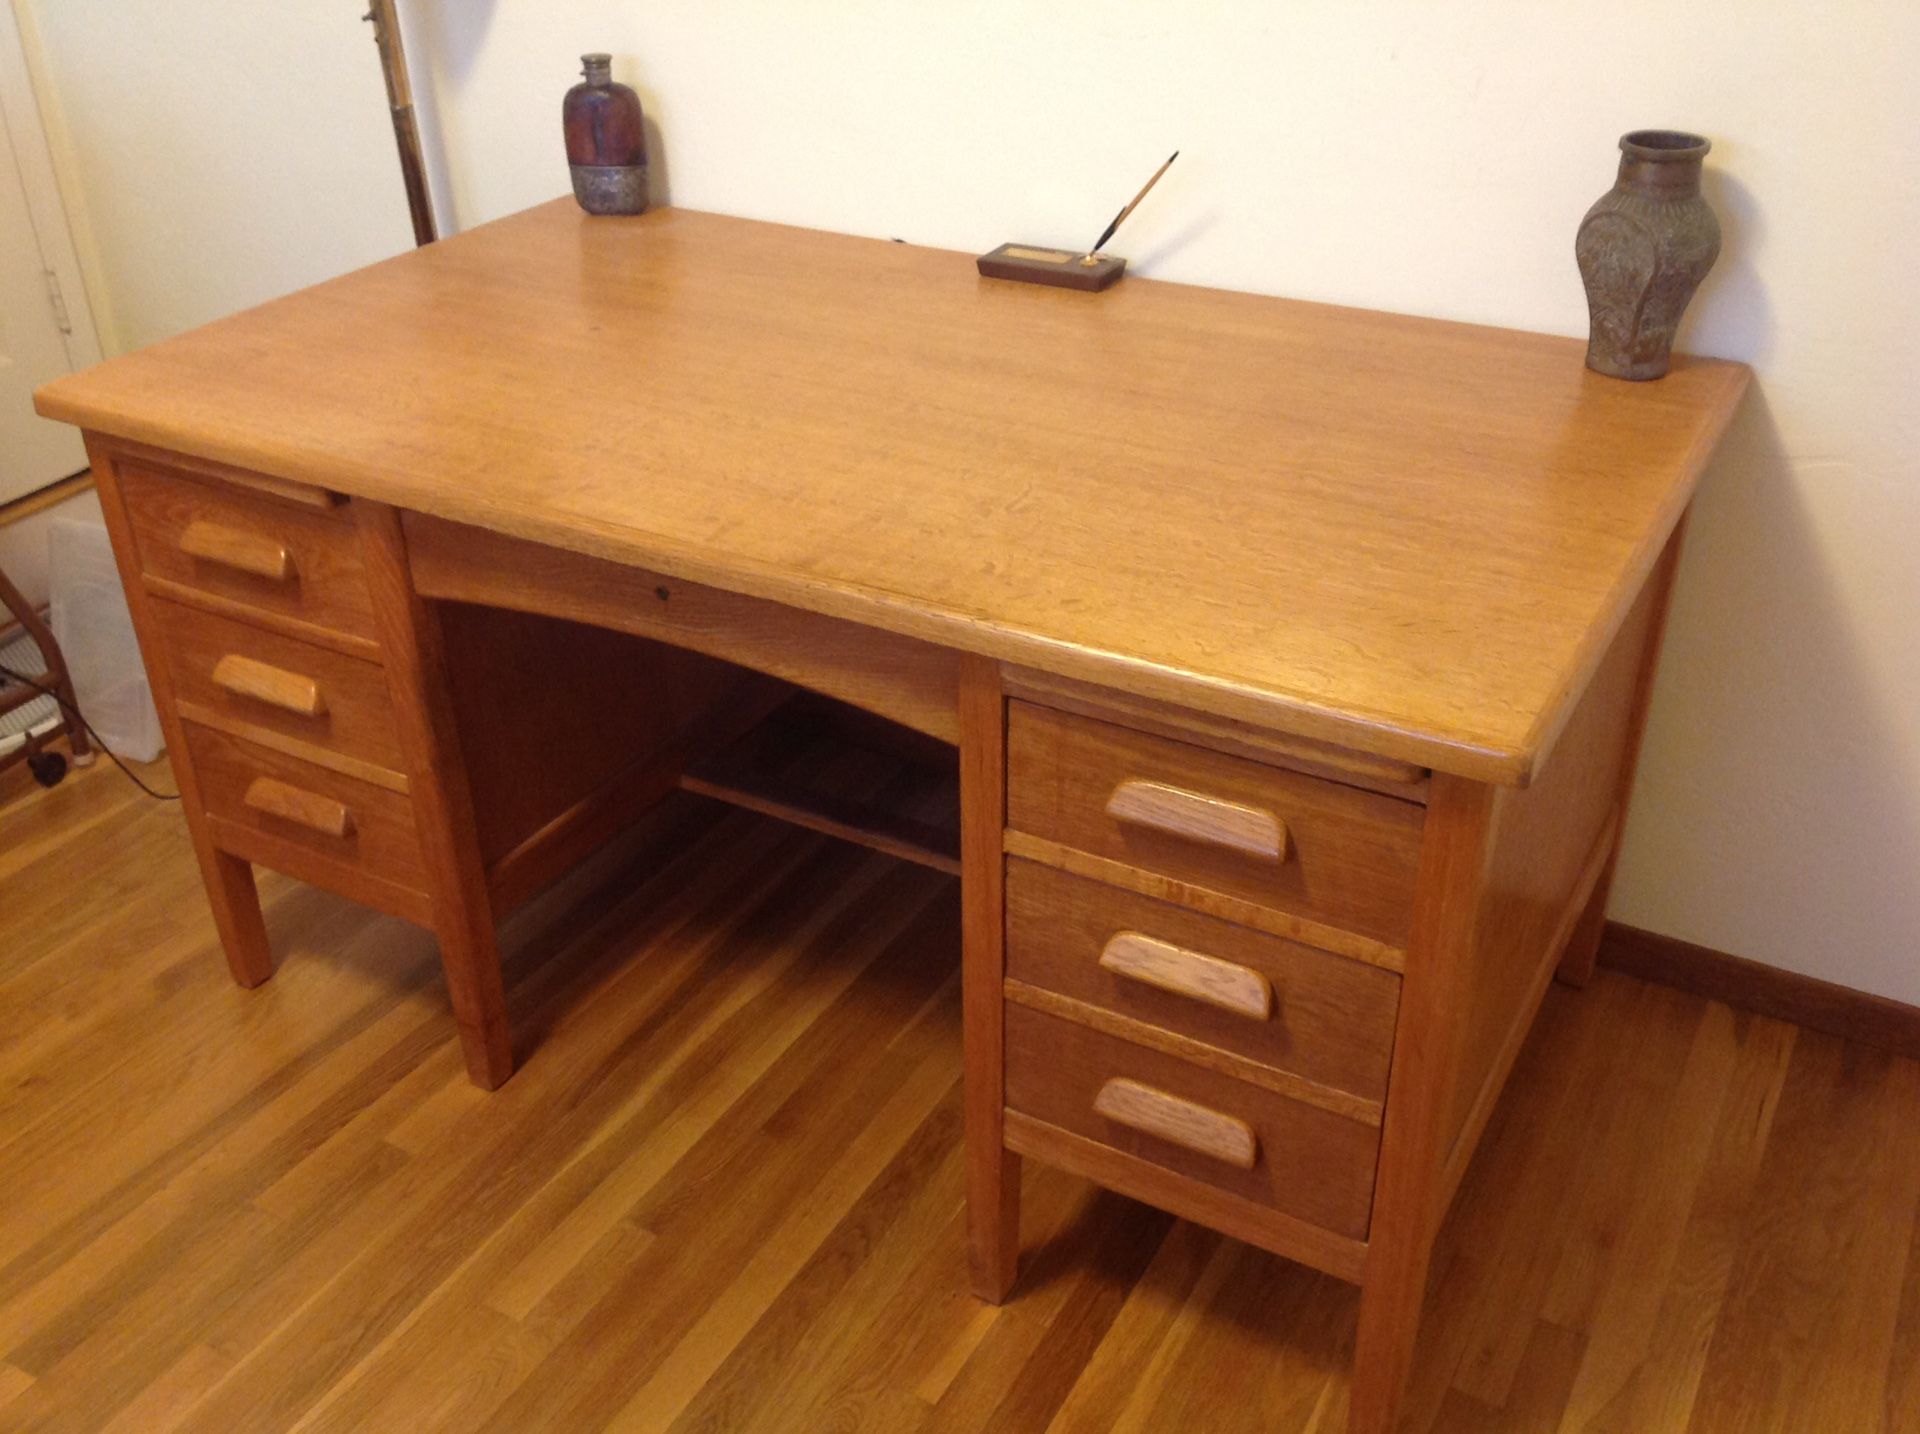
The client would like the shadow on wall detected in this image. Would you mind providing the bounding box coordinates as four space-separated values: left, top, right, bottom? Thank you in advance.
406 0 670 227
1687 165 1773 370
1613 383 1920 999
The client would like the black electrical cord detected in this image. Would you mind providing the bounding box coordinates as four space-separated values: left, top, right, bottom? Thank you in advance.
0 660 179 801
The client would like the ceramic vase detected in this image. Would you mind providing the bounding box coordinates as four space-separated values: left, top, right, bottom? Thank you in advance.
1575 130 1721 380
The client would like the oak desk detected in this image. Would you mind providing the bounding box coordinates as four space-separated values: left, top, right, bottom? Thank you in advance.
35 202 1748 1432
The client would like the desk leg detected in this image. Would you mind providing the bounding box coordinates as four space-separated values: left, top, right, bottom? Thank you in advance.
201 850 275 987
959 654 1020 1301
1351 775 1494 1433
359 503 513 1090
86 439 277 989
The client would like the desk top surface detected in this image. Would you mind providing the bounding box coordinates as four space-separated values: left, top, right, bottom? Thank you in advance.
37 202 1748 783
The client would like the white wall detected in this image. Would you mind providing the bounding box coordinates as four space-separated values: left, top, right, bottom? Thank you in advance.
19 0 416 353
23 2 1920 1001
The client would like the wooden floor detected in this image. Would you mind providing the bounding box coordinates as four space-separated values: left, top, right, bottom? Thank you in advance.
3 758 1919 1433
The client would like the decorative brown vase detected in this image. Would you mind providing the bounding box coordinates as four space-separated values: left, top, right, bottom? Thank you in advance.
563 53 648 216
1575 130 1721 380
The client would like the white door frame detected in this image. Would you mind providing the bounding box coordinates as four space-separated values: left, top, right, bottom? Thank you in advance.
1 0 103 377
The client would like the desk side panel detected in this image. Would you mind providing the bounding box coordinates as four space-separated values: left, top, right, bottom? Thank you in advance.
434 603 743 914
1437 552 1667 1187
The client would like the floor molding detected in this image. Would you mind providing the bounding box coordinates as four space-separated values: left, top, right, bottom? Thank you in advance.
1600 920 1920 1060
0 471 94 529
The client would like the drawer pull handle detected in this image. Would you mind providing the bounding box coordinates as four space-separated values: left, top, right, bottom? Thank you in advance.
212 655 327 718
179 521 294 582
1093 1078 1258 1170
1105 779 1287 861
1099 932 1274 1021
243 777 354 839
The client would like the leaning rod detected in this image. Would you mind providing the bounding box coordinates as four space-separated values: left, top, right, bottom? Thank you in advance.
364 0 437 246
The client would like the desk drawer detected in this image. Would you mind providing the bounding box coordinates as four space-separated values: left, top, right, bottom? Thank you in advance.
1006 859 1399 1103
1007 703 1423 947
184 722 427 895
1004 1005 1380 1239
153 599 407 787
119 461 378 645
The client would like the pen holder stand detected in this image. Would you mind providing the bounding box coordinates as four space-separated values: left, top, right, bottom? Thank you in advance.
976 244 1127 292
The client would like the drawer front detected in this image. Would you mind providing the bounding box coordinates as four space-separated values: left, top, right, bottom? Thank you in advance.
1006 859 1399 1102
1004 1006 1380 1239
1007 702 1423 946
184 723 427 892
119 462 378 643
153 599 407 783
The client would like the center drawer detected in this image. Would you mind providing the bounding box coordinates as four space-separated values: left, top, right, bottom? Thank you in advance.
1005 859 1400 1103
1006 702 1424 947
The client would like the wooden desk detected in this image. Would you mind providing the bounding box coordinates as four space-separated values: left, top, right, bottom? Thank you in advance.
34 201 1748 1432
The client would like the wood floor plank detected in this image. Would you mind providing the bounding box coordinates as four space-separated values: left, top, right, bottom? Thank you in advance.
1685 1032 1920 1432
1433 1319 1585 1432
179 844 927 1434
1044 1220 1229 1434
3 758 1918 1433
1563 1011 1797 1434
1452 977 1701 1408
1552 999 1747 1428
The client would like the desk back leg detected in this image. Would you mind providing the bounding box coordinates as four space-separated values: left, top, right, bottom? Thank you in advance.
358 501 513 1090
960 654 1020 1301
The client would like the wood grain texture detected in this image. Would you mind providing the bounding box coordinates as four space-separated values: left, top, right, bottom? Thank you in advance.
6 759 1919 1433
1004 1004 1382 1241
209 654 325 717
1557 514 1691 988
406 511 961 744
1351 773 1498 1434
1003 830 1407 972
1097 931 1274 1022
115 458 378 644
1092 1078 1259 1171
1104 779 1288 861
433 603 724 874
35 203 1749 783
356 501 512 1090
1001 982 1384 1127
241 777 353 839
82 441 274 987
958 654 1019 1302
149 598 407 786
1438 548 1668 1170
1009 702 1424 947
95 435 344 509
183 722 426 890
1001 665 1432 799
1005 858 1400 1102
176 521 291 582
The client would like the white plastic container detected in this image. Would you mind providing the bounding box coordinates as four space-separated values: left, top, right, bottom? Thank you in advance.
49 517 163 762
